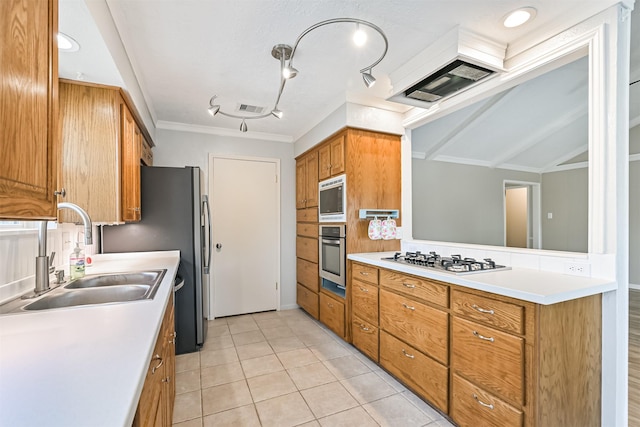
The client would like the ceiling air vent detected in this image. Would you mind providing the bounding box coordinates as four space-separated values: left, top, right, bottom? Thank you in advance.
388 27 506 109
237 104 266 114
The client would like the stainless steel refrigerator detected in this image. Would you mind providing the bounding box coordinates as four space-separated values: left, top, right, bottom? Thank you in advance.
100 166 211 354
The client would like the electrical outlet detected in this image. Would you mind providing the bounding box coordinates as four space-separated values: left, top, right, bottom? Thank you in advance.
564 262 591 277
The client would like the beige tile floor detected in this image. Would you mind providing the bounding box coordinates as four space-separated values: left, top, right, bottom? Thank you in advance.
172 308 455 427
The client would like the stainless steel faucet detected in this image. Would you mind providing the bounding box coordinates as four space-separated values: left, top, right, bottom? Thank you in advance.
25 202 93 298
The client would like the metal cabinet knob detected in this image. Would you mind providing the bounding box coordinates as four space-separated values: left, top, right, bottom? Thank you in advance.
216 243 222 250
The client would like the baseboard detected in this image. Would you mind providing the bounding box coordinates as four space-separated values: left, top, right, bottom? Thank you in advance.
280 303 300 311
630 283 640 291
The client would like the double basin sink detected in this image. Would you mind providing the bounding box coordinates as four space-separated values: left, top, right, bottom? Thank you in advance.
22 270 166 311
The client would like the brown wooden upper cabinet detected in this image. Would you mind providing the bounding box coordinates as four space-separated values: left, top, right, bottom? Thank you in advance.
318 134 345 180
296 151 319 209
58 80 152 223
0 0 59 220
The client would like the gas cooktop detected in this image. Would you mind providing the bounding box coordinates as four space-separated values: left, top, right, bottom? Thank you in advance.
381 251 510 275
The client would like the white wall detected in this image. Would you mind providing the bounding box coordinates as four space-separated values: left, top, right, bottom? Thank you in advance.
152 128 297 309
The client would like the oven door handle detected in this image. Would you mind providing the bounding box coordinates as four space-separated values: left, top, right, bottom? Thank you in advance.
321 238 341 245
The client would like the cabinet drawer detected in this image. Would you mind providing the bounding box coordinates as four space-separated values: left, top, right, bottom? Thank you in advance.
380 331 448 413
351 263 379 285
452 290 524 335
297 236 318 263
297 258 319 292
297 207 318 223
297 223 317 238
379 289 448 365
451 317 524 405
352 316 379 362
319 292 345 338
380 270 449 308
451 374 523 427
352 279 379 326
297 284 319 319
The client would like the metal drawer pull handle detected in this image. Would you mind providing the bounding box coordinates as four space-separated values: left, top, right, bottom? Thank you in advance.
360 324 370 332
162 377 171 383
403 283 416 289
151 354 164 374
327 302 334 308
401 349 415 359
359 287 368 293
472 304 495 315
473 331 495 342
360 271 369 276
473 394 494 410
402 303 415 311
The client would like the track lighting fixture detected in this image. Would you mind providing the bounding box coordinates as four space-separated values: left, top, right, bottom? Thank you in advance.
207 18 388 132
362 70 376 88
208 96 220 116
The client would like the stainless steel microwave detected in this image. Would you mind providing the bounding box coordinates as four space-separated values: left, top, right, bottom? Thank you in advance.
318 174 346 223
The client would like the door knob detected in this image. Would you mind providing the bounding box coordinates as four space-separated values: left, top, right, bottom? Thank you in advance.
215 243 222 250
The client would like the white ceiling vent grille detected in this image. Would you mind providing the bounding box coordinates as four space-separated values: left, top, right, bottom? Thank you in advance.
237 104 266 114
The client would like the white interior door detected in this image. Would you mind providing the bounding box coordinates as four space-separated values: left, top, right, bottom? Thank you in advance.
210 156 279 318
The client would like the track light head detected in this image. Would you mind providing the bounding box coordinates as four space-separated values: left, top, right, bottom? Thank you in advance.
271 109 283 119
240 119 248 132
283 65 298 79
362 71 376 88
208 96 221 116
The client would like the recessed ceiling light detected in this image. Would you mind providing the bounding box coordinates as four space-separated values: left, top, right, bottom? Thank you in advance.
57 32 80 52
503 7 537 28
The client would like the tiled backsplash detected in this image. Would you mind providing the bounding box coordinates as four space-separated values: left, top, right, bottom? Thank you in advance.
0 223 95 304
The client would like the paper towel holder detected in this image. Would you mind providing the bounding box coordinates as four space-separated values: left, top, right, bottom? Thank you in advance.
359 209 399 220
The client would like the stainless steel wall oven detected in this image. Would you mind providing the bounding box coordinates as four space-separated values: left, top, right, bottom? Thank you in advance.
319 224 346 298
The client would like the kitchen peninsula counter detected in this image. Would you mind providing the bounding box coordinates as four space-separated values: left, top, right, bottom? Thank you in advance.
348 251 616 305
0 251 180 427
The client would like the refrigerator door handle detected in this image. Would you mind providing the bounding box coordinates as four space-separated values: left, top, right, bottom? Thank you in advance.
203 195 213 274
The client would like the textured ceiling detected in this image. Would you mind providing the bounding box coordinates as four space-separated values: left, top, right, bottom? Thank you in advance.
58 0 638 144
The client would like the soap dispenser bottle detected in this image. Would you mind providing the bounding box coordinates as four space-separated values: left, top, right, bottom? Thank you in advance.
70 243 86 279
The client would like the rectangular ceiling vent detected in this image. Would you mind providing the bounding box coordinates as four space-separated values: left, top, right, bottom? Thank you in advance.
388 27 506 109
237 104 266 114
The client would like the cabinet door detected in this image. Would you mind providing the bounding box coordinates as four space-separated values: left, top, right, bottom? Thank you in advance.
59 82 120 223
329 135 345 176
319 292 345 338
318 144 331 181
0 0 58 219
296 158 306 209
121 105 141 222
305 151 318 207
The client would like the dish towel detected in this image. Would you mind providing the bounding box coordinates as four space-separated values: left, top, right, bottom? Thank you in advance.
381 217 397 240
368 217 382 240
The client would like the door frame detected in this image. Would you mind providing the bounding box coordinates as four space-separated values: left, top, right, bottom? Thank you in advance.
207 154 281 318
503 180 541 249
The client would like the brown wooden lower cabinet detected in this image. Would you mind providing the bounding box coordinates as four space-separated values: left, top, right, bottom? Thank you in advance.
319 292 345 339
133 293 175 427
297 283 319 319
451 373 523 427
347 261 602 427
379 331 448 412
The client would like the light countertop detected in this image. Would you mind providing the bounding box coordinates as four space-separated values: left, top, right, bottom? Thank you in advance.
0 251 180 427
348 252 617 305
